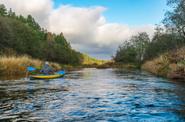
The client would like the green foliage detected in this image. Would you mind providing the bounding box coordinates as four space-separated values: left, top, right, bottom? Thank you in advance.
144 26 184 60
7 8 16 18
115 0 185 65
26 15 41 31
0 4 82 65
0 4 7 16
114 41 136 64
144 0 185 61
164 0 185 37
114 32 150 65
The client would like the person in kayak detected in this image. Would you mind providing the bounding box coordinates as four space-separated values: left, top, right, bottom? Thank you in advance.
40 61 54 75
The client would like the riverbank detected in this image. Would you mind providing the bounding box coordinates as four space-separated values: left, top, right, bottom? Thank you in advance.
0 56 61 76
0 55 134 80
142 47 185 81
1 50 184 81
0 55 109 79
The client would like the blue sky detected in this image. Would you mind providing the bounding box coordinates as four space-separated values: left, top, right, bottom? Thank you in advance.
54 0 168 26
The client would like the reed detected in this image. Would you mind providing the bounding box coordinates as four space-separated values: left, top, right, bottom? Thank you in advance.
0 55 61 76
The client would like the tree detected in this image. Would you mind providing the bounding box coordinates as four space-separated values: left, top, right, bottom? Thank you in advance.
144 26 183 61
132 32 150 64
19 15 27 23
7 8 16 18
0 17 13 50
0 4 83 65
114 32 150 65
0 4 7 16
114 41 137 63
55 33 70 48
27 15 41 30
164 0 185 37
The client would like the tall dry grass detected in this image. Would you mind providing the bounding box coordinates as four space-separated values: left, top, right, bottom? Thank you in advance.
142 47 185 79
142 55 170 76
0 55 61 76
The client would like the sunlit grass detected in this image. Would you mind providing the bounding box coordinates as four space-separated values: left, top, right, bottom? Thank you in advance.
0 55 61 76
82 54 108 65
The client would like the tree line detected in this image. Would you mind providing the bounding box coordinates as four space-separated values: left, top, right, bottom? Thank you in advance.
0 4 82 64
114 0 185 66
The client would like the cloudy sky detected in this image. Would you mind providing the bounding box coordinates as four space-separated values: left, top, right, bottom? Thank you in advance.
0 0 167 59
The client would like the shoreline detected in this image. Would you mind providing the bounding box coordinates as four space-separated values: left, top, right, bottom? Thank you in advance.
142 48 185 82
0 55 184 81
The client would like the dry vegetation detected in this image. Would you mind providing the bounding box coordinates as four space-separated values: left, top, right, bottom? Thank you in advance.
142 47 185 80
0 55 61 76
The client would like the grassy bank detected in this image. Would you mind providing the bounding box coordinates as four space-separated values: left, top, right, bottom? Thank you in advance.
0 56 61 76
0 54 136 78
0 54 110 78
142 47 185 81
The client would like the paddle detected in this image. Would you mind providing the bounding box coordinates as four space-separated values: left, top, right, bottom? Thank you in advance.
27 66 36 72
26 66 37 78
56 70 65 75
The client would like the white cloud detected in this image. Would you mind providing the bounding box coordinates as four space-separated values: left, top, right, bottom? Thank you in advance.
0 0 155 59
0 0 53 27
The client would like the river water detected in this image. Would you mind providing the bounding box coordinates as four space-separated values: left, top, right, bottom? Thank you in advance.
0 68 185 122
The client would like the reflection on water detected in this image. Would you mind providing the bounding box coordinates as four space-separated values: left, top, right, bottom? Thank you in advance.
0 68 185 121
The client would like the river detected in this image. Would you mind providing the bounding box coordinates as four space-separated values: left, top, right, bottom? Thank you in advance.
0 68 185 121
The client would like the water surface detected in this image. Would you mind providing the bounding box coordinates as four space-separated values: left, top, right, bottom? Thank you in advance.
0 68 185 121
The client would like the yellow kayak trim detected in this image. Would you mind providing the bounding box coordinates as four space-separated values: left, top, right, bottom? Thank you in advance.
30 74 64 79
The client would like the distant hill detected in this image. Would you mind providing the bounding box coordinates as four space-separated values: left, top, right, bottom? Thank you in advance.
81 54 108 65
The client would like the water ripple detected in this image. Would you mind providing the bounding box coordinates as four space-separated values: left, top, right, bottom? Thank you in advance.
0 68 185 121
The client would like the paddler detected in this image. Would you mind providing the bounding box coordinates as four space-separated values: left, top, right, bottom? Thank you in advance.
40 61 54 75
